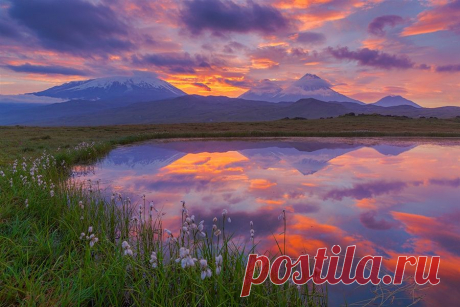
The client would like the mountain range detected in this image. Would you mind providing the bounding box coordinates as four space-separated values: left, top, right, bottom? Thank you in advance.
240 74 363 104
1 73 458 126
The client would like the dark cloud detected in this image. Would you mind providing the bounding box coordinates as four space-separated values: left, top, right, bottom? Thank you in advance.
417 63 431 70
192 83 211 91
368 15 404 36
327 46 415 69
7 0 133 56
295 31 326 44
0 19 22 39
132 52 219 73
360 211 395 230
222 78 253 89
324 181 407 201
180 0 288 36
222 41 247 53
429 177 460 188
436 64 460 72
250 45 315 66
4 63 87 76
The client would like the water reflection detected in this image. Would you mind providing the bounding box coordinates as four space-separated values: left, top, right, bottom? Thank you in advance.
73 138 460 306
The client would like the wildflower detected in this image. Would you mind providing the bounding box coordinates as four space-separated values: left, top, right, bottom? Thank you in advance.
164 229 172 236
25 199 29 208
79 233 85 240
50 190 55 197
213 217 217 223
212 224 217 231
149 251 158 268
89 234 99 248
198 223 204 232
214 229 222 236
222 209 228 216
176 247 197 268
88 226 93 234
215 254 223 275
227 217 231 223
250 221 253 226
79 201 84 209
0 170 4 177
199 259 212 280
122 241 134 256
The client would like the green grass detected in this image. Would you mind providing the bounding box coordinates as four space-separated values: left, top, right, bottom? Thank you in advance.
0 141 327 306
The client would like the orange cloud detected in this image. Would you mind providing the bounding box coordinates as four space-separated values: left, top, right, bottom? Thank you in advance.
250 179 277 190
402 2 460 36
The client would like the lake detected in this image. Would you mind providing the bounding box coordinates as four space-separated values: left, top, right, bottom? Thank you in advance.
72 138 460 306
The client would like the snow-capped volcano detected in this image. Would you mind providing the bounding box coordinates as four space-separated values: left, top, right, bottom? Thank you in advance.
372 95 421 108
33 72 186 102
239 73 363 104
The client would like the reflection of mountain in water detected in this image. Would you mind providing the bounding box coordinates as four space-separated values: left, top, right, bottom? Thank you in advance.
372 144 416 156
240 147 358 175
102 145 186 171
99 140 417 176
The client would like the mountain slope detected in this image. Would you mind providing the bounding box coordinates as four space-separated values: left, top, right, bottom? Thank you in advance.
32 73 186 102
240 74 363 104
5 95 460 126
372 95 421 108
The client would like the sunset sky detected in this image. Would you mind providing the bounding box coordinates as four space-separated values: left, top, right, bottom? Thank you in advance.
1 0 459 107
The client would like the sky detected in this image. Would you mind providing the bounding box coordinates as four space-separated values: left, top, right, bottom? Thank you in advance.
0 0 459 107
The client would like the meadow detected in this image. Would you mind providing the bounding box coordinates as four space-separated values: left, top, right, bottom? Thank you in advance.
1 116 459 306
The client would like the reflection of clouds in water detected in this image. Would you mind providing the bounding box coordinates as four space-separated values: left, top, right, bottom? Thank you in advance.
323 180 409 201
72 139 460 306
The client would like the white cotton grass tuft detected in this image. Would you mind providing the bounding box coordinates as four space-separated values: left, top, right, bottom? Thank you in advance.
222 209 228 216
215 254 223 275
199 259 212 280
149 251 158 268
79 226 98 247
122 240 134 256
227 217 231 223
176 247 197 268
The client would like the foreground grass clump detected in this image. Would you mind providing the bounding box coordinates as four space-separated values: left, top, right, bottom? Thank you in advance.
0 142 327 306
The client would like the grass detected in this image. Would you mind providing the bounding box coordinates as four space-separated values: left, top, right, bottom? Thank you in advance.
1 115 458 305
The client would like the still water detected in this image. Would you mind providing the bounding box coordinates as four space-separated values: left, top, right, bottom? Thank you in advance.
73 138 460 306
